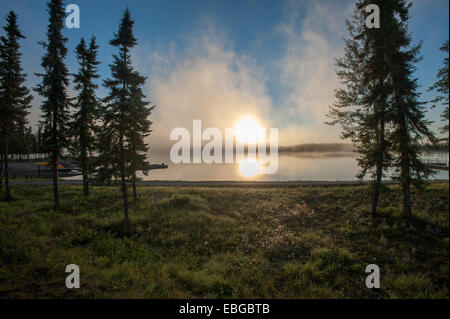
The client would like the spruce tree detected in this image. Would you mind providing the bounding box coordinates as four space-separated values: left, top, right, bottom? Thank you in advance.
71 37 100 197
34 0 70 207
329 0 436 218
383 0 436 217
101 9 152 222
327 1 392 218
126 72 154 201
0 11 32 200
429 40 449 139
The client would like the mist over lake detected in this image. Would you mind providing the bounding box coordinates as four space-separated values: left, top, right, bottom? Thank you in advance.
141 151 449 181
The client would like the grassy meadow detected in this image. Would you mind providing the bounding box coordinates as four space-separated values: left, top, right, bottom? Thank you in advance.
0 183 448 298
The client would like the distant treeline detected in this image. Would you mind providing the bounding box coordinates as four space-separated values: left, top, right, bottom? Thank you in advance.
278 143 355 153
277 143 448 153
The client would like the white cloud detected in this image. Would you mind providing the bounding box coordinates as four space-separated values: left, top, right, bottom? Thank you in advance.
136 1 355 150
136 24 273 151
274 0 354 144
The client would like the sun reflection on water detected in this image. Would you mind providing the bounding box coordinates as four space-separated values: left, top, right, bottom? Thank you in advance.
238 157 260 178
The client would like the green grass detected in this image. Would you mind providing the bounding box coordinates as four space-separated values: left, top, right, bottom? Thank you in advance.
0 183 448 298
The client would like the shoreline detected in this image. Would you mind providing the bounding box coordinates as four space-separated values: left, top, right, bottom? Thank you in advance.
10 179 449 187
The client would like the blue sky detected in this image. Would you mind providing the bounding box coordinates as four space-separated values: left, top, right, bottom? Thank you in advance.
0 0 448 146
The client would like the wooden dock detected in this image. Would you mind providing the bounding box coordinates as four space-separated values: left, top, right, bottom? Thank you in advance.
149 163 168 170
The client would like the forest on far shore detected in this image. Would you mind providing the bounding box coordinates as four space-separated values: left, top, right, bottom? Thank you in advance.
278 143 449 153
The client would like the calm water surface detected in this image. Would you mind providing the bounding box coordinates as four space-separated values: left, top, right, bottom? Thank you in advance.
142 152 449 181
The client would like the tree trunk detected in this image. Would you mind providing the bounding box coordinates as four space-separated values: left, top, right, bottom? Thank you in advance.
119 49 129 224
371 117 386 218
397 104 412 218
52 106 59 207
82 159 89 197
119 133 129 224
52 149 59 207
81 141 89 197
402 177 412 218
371 162 382 218
132 172 137 201
0 153 3 192
4 141 11 200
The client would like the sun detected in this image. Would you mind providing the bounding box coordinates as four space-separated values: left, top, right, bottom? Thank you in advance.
235 116 264 144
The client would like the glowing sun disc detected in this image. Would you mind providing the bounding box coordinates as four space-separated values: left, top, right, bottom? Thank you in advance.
235 116 264 144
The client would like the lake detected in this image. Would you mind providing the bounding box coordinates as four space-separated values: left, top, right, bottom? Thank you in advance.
142 151 449 181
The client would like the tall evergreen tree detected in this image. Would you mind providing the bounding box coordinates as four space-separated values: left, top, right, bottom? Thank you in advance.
34 0 70 207
0 11 32 199
71 37 100 197
100 9 152 223
329 0 436 218
126 72 154 201
327 1 392 218
429 40 449 139
383 0 436 217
